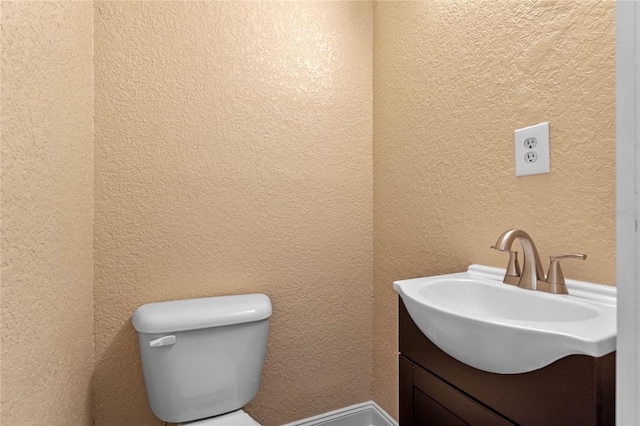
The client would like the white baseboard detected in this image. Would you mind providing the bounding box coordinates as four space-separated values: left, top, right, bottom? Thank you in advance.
282 401 397 426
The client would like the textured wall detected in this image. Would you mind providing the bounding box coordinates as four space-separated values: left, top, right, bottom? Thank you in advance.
93 2 373 425
373 0 615 419
1 2 94 425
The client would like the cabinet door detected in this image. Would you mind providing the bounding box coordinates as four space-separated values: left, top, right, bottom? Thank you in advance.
401 355 514 426
414 389 468 426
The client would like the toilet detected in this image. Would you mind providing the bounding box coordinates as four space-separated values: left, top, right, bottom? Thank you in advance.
132 293 272 426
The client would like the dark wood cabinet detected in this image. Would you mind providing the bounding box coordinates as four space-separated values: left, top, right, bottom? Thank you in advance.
402 356 514 426
399 298 615 426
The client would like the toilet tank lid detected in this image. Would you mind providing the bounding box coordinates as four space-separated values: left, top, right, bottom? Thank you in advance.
132 294 272 334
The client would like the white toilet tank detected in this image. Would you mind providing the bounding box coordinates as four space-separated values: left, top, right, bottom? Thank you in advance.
132 294 272 424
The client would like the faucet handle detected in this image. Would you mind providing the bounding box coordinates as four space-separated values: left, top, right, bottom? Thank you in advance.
491 246 521 285
546 254 587 286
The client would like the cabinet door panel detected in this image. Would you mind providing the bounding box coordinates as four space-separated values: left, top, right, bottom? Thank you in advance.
415 389 468 426
413 361 514 426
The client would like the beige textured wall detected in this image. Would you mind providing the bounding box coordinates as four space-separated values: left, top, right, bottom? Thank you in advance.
373 0 616 419
1 2 94 425
93 2 373 425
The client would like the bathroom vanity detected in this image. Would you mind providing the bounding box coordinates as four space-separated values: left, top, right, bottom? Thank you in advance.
399 299 615 426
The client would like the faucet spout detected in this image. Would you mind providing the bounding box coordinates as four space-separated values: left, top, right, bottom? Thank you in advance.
493 229 546 291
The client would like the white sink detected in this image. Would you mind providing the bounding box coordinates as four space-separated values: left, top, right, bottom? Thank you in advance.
394 264 616 374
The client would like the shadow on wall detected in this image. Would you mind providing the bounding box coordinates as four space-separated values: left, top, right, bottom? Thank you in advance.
92 324 157 426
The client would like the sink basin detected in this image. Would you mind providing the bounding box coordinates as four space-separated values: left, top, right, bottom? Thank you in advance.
394 264 616 374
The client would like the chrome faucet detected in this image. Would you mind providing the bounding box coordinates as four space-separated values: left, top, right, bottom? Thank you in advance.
492 229 587 294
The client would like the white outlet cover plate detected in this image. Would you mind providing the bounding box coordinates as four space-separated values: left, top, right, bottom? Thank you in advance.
514 122 550 176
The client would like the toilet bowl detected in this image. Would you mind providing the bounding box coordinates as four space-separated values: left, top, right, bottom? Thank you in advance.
133 294 272 425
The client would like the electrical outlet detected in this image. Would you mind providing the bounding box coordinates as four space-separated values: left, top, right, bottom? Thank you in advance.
524 137 537 149
515 122 550 176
